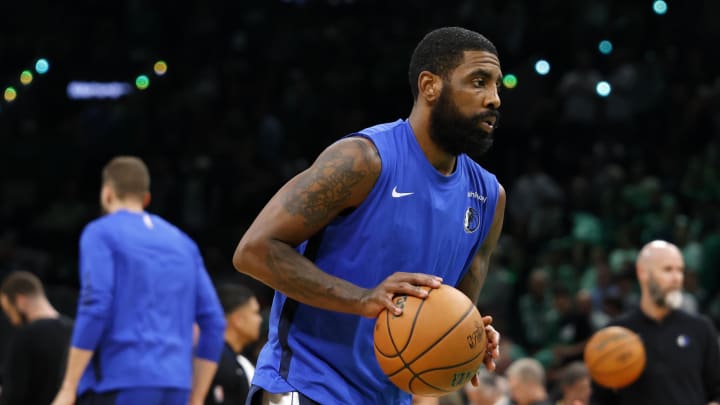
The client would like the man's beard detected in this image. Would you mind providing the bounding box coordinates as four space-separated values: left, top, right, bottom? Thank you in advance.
429 84 499 158
648 276 683 309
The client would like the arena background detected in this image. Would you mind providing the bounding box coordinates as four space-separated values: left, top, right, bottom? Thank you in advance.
1 0 719 399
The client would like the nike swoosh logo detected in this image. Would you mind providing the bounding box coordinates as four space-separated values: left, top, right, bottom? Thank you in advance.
392 186 414 198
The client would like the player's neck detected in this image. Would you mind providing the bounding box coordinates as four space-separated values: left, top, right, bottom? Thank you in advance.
224 329 246 354
25 298 59 322
106 200 145 214
408 108 457 176
640 294 671 321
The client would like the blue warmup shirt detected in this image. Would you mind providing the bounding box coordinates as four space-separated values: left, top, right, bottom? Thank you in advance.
72 210 226 394
253 119 500 404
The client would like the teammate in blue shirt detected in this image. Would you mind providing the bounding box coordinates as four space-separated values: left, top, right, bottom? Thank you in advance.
52 156 227 405
233 27 506 404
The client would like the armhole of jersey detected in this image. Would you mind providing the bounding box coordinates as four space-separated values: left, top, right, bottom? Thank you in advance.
476 171 500 242
338 133 388 218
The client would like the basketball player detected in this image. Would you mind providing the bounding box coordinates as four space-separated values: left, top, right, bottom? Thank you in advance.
233 27 505 404
51 156 227 405
0 271 73 405
591 240 720 405
206 283 263 405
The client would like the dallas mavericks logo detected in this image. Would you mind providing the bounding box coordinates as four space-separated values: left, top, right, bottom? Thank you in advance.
464 207 480 234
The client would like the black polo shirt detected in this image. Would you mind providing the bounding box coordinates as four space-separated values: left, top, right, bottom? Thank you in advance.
591 307 720 405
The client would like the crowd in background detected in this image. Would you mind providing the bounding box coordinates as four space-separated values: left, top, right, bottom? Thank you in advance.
1 0 720 403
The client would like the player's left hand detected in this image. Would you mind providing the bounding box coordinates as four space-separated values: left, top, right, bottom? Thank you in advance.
471 315 500 386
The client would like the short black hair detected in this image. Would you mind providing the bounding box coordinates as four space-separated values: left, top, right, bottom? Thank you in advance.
216 283 256 315
408 27 498 100
559 361 589 387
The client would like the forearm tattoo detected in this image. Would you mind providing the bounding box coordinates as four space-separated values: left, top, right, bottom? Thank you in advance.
460 262 489 305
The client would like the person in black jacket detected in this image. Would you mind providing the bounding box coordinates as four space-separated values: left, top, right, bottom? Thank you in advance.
0 271 73 405
591 240 720 405
206 283 263 405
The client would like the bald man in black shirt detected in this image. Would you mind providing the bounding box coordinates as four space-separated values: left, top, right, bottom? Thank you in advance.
591 240 720 405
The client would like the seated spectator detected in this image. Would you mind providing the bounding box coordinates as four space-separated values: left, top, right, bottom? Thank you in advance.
506 358 552 405
553 361 591 405
464 369 510 405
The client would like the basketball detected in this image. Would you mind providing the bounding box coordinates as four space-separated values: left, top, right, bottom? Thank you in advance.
583 326 646 389
373 284 487 396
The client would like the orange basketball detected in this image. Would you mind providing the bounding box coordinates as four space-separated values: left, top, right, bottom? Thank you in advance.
583 326 646 389
373 284 487 397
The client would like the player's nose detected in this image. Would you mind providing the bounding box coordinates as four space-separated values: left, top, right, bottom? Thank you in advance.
484 86 501 110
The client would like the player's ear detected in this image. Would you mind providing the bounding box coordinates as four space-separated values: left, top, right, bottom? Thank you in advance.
636 264 646 283
418 71 442 103
14 295 28 312
101 183 114 205
143 192 151 208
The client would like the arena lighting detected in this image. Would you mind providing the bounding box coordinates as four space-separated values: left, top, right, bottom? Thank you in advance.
534 60 550 75
35 58 50 74
4 87 17 102
598 40 613 55
66 81 133 99
596 81 612 97
135 75 150 90
653 0 668 15
20 70 33 85
153 61 168 76
502 74 518 89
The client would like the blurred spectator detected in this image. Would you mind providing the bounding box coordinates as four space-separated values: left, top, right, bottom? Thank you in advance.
508 159 564 243
556 50 602 126
553 362 591 405
206 283 262 405
0 271 73 405
518 269 554 351
464 370 510 405
538 286 592 370
506 358 551 405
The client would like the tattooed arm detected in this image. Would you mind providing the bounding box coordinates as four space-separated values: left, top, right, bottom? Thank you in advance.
233 137 441 318
457 184 505 372
457 184 506 304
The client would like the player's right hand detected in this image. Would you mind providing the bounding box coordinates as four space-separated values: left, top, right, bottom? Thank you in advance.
358 272 442 318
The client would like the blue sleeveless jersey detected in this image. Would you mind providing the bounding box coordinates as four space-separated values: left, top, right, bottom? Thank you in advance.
253 119 499 404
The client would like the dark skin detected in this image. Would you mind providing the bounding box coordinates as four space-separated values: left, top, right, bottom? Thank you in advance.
233 50 505 374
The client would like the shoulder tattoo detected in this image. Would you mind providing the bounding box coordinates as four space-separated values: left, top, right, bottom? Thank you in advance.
284 138 378 228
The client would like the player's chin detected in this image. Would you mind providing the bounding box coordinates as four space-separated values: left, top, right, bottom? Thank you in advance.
464 138 493 158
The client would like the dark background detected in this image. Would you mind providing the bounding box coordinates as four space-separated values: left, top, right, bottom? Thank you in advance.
1 0 720 383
